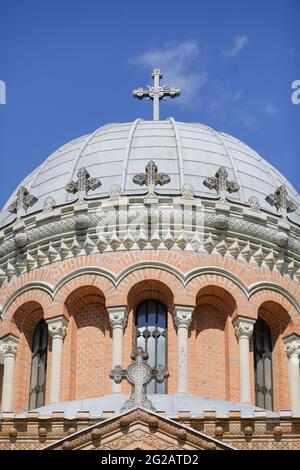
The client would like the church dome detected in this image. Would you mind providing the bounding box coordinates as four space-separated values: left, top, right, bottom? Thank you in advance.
1 118 299 227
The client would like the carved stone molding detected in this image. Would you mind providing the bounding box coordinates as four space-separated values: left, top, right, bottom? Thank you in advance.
173 306 193 328
233 317 256 340
46 316 68 340
107 306 128 329
284 334 300 358
0 335 19 358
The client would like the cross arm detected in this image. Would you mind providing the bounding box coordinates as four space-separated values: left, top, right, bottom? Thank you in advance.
133 87 150 100
88 177 102 191
155 173 171 186
65 181 78 194
133 174 147 186
152 365 169 383
109 365 126 384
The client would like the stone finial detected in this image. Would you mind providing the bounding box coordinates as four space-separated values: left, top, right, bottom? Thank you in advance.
133 160 170 196
248 196 261 212
43 196 56 213
65 167 101 202
266 185 297 218
181 183 194 199
8 186 38 220
203 166 240 200
109 184 122 200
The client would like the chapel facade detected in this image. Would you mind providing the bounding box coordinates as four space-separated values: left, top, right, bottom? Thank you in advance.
0 71 300 450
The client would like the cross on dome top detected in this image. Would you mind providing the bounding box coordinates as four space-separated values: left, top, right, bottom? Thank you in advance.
133 68 181 120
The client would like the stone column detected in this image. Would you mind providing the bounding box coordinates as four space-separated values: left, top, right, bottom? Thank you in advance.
46 316 68 404
173 306 193 394
107 306 128 393
0 335 19 412
233 316 256 403
284 334 300 415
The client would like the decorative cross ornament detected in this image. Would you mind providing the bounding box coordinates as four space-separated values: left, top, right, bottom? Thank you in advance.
203 166 240 200
133 68 180 121
133 160 170 196
110 347 168 412
65 167 101 202
8 186 38 220
266 185 297 218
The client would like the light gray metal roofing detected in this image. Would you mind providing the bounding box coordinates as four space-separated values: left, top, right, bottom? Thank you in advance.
1 118 299 226
14 394 270 419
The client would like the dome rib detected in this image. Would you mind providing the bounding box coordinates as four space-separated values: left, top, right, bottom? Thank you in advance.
121 119 142 193
169 117 184 188
222 132 279 190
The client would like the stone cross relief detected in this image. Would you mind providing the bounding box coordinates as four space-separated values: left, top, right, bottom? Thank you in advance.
65 167 101 202
133 160 170 197
133 68 180 121
203 166 240 201
8 186 38 220
110 347 168 412
266 185 297 218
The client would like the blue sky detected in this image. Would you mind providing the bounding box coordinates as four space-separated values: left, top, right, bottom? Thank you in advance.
0 0 299 209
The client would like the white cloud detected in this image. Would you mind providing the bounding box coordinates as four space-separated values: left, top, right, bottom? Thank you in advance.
222 36 248 58
262 103 277 116
131 41 208 105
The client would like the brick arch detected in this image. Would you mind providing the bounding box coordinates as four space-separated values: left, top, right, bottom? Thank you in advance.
127 280 174 313
249 289 300 333
1 289 52 337
187 274 249 317
49 274 116 319
111 268 187 307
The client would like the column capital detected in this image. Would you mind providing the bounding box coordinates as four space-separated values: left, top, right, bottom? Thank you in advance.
46 316 68 340
173 305 194 328
284 334 300 358
107 306 128 329
233 316 256 340
0 335 19 358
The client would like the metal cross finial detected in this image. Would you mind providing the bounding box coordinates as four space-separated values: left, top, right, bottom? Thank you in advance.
65 167 101 202
203 166 240 201
266 185 297 218
133 160 170 196
8 186 38 220
133 68 180 120
110 347 168 412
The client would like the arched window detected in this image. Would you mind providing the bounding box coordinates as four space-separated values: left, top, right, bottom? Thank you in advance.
254 318 274 411
135 299 167 394
28 320 48 410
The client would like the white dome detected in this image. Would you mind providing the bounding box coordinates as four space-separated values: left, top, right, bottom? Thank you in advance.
1 118 299 226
